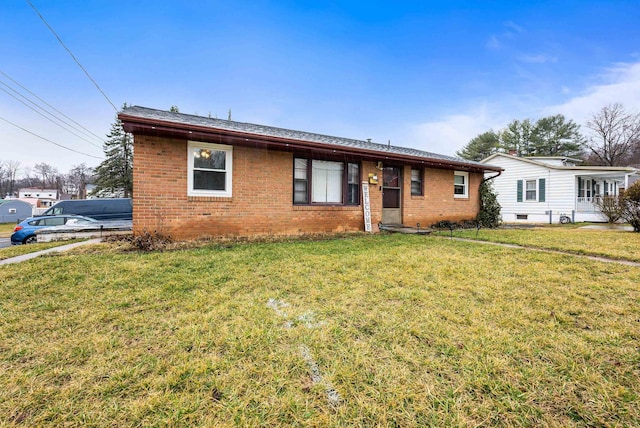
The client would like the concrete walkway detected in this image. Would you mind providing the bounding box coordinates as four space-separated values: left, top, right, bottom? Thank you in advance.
0 239 102 266
448 237 640 267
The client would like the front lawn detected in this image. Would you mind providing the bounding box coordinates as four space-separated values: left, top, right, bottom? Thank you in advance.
0 222 16 238
439 226 640 262
0 240 82 261
1 234 639 426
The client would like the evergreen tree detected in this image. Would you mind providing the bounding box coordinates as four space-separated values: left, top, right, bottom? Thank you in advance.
456 131 500 161
92 113 133 198
458 114 585 160
532 114 585 157
476 180 501 228
500 119 535 156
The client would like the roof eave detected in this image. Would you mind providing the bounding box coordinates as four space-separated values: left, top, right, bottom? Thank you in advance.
119 113 502 173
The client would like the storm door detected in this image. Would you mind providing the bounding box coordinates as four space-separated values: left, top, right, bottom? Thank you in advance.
382 166 402 224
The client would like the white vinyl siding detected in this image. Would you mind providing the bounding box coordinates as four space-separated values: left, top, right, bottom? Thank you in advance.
481 154 617 223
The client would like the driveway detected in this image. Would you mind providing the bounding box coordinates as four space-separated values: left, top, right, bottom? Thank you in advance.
0 238 10 249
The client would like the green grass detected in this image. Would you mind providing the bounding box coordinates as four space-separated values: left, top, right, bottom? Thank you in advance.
1 233 639 426
0 240 83 261
438 226 640 262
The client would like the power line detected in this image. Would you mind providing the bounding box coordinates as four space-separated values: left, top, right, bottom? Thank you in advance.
0 115 102 159
26 0 118 113
0 69 106 144
0 81 104 149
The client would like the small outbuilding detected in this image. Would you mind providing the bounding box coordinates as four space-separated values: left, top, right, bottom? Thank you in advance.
0 199 33 224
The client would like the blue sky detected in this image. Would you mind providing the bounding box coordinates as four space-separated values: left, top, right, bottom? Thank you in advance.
1 1 639 175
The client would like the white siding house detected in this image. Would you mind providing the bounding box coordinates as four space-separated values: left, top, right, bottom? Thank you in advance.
18 188 58 199
480 154 640 223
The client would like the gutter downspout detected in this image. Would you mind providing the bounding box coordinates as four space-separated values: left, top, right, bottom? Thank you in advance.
480 170 503 223
481 170 502 184
548 169 552 224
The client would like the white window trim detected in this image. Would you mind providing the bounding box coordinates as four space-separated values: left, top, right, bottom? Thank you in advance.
454 171 469 198
525 179 537 202
187 141 233 197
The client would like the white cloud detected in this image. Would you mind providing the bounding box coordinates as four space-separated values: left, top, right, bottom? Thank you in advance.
503 21 524 34
407 61 640 157
486 35 502 50
486 21 524 51
408 105 507 156
544 61 640 124
517 54 558 64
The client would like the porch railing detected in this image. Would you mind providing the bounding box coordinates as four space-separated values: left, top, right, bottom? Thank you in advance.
576 196 601 212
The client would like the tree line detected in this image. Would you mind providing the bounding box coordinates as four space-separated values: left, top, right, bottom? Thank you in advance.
0 160 95 200
457 104 640 166
4 103 638 200
1 109 133 199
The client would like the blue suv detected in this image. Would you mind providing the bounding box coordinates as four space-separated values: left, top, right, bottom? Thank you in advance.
11 215 97 244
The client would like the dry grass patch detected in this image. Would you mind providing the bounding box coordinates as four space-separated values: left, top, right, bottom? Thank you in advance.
0 241 79 261
1 234 639 426
443 226 640 262
0 222 16 238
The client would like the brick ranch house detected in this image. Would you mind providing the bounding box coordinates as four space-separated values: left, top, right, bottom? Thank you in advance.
119 106 502 240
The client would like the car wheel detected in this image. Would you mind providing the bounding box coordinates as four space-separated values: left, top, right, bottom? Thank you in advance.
23 235 37 244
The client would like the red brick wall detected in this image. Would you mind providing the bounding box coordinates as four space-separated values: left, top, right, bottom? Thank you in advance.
132 135 481 239
402 166 481 227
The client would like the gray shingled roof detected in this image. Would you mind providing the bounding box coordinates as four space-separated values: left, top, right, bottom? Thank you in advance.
121 106 490 169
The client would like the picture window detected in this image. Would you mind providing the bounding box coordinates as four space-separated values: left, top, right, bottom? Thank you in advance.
294 158 359 205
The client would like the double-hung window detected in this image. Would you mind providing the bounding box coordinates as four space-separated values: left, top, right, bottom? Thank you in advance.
411 168 423 196
525 180 537 201
294 158 359 205
294 159 309 203
188 141 233 197
517 178 546 202
454 171 468 198
346 163 360 204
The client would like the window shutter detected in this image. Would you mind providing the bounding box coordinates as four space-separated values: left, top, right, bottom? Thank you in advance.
517 180 523 202
539 178 546 202
578 177 583 196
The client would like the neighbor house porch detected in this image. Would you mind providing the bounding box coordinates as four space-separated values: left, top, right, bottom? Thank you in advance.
576 174 626 213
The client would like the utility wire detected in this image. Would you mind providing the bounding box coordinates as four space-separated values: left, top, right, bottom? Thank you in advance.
0 80 104 149
0 115 102 159
0 69 106 143
26 0 118 113
0 85 103 149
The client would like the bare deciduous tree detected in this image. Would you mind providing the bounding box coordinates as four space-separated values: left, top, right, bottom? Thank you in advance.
0 160 21 197
585 104 640 166
0 161 5 197
66 163 93 199
4 160 20 197
33 162 59 189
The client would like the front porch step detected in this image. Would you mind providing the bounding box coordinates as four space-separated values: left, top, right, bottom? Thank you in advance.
379 224 433 235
